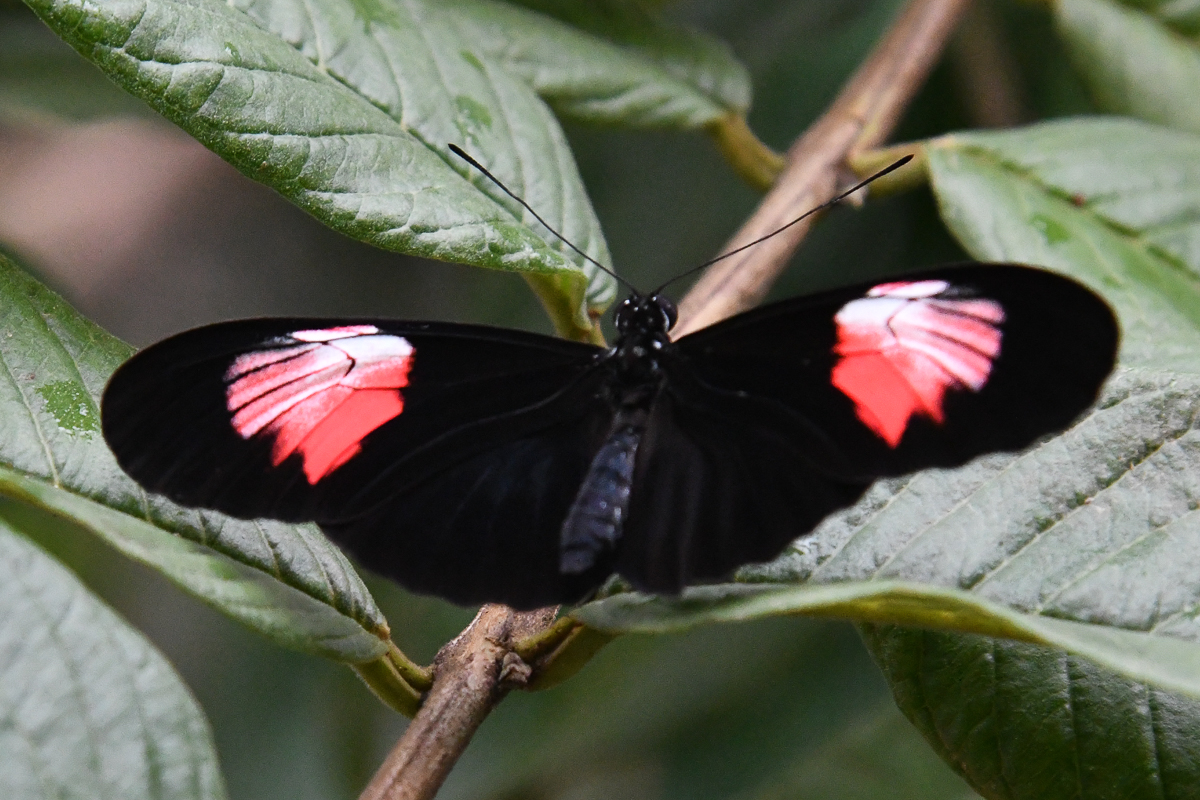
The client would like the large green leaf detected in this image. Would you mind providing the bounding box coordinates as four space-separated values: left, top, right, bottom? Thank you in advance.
0 249 390 662
21 0 600 335
22 0 748 333
1056 0 1200 134
863 625 1200 800
860 119 1200 799
0 519 226 800
575 363 1200 698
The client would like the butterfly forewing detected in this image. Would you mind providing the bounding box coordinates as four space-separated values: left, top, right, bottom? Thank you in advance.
669 264 1118 481
102 319 607 524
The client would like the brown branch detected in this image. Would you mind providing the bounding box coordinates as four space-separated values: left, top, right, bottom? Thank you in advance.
358 1 972 797
673 0 972 337
360 604 556 800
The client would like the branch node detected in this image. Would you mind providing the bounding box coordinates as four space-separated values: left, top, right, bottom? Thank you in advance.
499 652 533 688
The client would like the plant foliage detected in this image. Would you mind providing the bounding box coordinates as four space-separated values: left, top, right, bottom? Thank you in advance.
1 0 1199 798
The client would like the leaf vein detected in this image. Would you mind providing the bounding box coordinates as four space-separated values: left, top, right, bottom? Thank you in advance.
284 524 338 605
972 388 1192 598
808 476 916 581
0 335 62 488
13 563 108 795
249 519 285 580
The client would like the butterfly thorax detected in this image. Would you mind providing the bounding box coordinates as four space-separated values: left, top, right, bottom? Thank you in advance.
608 293 676 394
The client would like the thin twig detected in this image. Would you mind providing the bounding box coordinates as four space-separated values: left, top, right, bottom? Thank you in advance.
358 1 972 797
673 0 972 337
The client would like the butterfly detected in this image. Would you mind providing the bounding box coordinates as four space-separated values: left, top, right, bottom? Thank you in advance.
101 148 1118 609
101 259 1118 609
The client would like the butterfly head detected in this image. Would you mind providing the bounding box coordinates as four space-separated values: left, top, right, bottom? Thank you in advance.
614 293 677 337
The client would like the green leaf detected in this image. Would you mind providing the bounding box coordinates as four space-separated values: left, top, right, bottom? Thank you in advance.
576 360 1200 700
0 519 226 800
0 468 389 662
576 581 1200 703
845 118 1200 800
489 0 751 124
927 117 1200 367
21 0 614 334
1056 0 1200 133
0 249 390 662
863 625 1200 800
21 0 749 332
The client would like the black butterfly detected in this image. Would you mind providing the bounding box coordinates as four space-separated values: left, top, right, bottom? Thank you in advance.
101 152 1119 610
101 263 1116 609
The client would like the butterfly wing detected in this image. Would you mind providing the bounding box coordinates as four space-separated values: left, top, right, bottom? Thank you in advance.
102 319 621 606
103 266 1119 606
617 264 1118 592
619 386 871 593
323 405 616 608
668 264 1118 479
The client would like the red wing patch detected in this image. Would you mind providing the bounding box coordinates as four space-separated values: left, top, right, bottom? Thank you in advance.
831 280 1004 447
225 325 414 483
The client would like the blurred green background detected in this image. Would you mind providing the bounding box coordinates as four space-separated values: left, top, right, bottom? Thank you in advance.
0 1 1096 797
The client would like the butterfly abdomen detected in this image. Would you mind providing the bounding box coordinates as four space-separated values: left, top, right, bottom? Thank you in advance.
559 407 649 575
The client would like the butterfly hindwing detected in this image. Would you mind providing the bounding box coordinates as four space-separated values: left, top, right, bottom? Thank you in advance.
620 384 871 594
325 393 614 608
670 264 1119 481
101 319 607 525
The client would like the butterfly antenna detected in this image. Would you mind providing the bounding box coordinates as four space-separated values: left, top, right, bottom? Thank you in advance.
654 154 914 295
448 144 637 294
